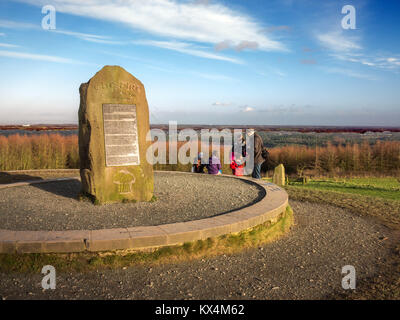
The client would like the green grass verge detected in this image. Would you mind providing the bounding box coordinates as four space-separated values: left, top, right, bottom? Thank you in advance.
263 176 400 229
287 177 400 201
0 206 293 274
285 183 400 230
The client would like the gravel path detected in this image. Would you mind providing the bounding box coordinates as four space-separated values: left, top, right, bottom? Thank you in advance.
0 172 264 231
0 200 396 300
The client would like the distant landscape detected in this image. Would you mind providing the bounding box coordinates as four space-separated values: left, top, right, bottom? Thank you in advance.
1 124 399 177
1 124 400 133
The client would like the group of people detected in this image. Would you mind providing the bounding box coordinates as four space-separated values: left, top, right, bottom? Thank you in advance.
191 129 268 179
192 150 222 175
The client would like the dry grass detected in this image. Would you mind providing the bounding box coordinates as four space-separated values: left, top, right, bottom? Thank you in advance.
1 133 399 176
0 134 78 170
267 141 400 176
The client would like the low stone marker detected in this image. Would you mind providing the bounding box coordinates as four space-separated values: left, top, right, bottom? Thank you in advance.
79 65 154 204
273 164 285 186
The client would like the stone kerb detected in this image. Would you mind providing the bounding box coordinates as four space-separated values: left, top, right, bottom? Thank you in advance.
0 172 288 254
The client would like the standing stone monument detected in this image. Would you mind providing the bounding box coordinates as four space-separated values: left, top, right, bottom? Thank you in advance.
79 66 154 204
273 164 285 186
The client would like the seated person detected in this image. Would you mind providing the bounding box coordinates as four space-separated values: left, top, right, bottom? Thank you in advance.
192 152 206 173
207 151 222 175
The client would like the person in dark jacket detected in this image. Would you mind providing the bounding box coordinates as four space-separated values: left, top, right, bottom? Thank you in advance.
247 129 265 179
192 152 206 173
207 151 222 175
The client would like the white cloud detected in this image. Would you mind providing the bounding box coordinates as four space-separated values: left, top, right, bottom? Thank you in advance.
361 60 375 66
317 31 361 52
0 19 120 45
52 29 107 40
215 40 259 52
258 104 311 114
321 67 377 80
133 40 243 64
331 52 372 65
0 43 20 48
243 107 255 112
316 30 400 73
0 19 37 30
332 52 400 71
17 0 286 51
0 32 5 36
255 67 287 78
274 69 286 77
0 50 84 64
52 29 124 44
214 40 231 51
212 102 232 106
76 37 124 45
235 40 259 52
385 57 400 67
239 106 255 112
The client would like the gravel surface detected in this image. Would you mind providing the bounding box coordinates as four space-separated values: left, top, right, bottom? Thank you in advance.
0 200 396 300
0 172 264 231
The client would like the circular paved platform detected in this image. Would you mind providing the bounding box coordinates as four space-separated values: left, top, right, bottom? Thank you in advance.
0 172 265 230
0 171 288 253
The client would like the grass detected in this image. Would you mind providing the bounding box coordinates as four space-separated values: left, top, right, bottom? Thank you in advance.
0 134 79 171
2 133 400 176
2 170 399 299
287 177 400 201
272 176 400 230
286 187 400 230
282 180 400 300
0 206 293 274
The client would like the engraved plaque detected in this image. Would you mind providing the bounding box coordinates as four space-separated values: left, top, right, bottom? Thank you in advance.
103 104 140 166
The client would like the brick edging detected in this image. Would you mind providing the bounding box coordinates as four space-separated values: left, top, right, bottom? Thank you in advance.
0 172 288 253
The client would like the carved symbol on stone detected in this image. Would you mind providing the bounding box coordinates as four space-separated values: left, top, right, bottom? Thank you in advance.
113 170 135 194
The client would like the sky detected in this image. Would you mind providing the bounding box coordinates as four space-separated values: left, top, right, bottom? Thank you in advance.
0 0 399 126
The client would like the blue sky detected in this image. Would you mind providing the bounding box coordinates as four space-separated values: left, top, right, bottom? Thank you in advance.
0 0 399 125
